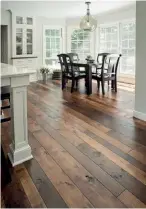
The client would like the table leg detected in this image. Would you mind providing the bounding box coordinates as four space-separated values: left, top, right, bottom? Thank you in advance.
62 73 66 90
8 82 33 166
86 64 92 95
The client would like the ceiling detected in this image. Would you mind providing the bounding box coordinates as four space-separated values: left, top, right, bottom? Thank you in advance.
1 0 135 18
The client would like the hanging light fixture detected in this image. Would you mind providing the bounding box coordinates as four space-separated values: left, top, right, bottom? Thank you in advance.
80 1 97 32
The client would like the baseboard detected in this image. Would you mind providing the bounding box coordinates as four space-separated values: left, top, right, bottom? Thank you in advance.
133 110 146 121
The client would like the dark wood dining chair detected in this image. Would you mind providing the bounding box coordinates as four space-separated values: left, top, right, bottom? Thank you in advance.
57 54 86 93
67 53 79 62
97 53 110 70
92 54 122 95
92 53 110 76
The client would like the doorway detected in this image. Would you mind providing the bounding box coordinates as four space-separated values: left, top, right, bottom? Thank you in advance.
1 25 8 63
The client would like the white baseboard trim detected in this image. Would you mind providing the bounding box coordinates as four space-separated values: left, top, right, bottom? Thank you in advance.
133 110 146 122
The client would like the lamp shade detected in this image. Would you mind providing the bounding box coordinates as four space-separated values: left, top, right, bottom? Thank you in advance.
80 14 97 32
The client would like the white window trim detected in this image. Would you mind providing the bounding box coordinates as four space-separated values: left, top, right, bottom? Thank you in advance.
67 26 95 60
43 25 65 66
97 18 136 75
98 22 119 54
120 19 135 75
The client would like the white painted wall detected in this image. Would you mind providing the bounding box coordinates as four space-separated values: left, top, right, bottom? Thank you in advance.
1 9 12 64
97 3 135 24
134 1 146 121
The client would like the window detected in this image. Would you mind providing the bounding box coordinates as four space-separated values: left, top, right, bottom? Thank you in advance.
71 29 91 60
99 25 118 53
43 27 62 65
99 20 135 75
120 21 135 74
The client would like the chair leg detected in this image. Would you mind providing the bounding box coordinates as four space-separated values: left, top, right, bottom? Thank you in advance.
115 78 117 92
62 75 66 90
97 81 100 89
76 80 78 89
71 78 75 93
85 78 87 87
101 80 105 95
111 80 114 89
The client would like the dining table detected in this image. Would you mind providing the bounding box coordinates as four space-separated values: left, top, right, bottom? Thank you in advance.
69 61 95 95
1 63 35 166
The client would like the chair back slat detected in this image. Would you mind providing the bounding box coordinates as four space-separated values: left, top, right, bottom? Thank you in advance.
97 53 110 64
67 53 79 62
101 54 122 78
57 54 73 75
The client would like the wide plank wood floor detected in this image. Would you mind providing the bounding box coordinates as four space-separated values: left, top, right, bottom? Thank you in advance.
1 80 146 208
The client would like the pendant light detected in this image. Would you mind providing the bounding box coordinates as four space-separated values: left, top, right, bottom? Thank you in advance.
80 1 97 32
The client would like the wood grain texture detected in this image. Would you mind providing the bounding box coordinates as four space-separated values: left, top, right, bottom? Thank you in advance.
118 190 146 208
25 158 68 208
1 80 146 208
32 129 125 208
2 168 31 208
29 133 93 208
15 164 46 208
129 149 146 165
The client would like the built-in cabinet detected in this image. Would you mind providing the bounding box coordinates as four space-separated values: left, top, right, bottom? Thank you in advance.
12 14 37 81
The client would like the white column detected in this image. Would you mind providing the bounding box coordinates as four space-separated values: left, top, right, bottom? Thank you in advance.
8 75 33 166
134 1 146 121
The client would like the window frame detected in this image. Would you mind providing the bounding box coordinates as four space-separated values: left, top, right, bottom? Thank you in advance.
43 25 65 66
67 26 95 60
98 22 119 54
119 18 135 75
98 19 135 75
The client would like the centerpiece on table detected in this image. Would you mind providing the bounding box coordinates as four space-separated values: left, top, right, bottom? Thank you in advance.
40 67 50 83
86 55 95 64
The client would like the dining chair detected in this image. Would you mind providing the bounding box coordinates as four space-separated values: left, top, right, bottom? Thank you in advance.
67 53 79 62
92 53 110 86
57 54 86 93
92 54 122 95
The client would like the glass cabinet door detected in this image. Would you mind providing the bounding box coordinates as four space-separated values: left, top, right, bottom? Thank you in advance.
26 29 33 54
14 15 34 56
16 16 23 24
16 28 23 55
26 17 33 25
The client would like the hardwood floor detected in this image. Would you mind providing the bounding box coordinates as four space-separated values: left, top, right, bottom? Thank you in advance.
1 80 146 208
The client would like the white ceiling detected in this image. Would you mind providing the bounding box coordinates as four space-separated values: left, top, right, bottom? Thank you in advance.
1 0 135 18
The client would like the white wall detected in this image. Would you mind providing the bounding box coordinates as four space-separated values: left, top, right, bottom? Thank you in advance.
1 9 12 64
134 1 146 121
97 3 135 24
